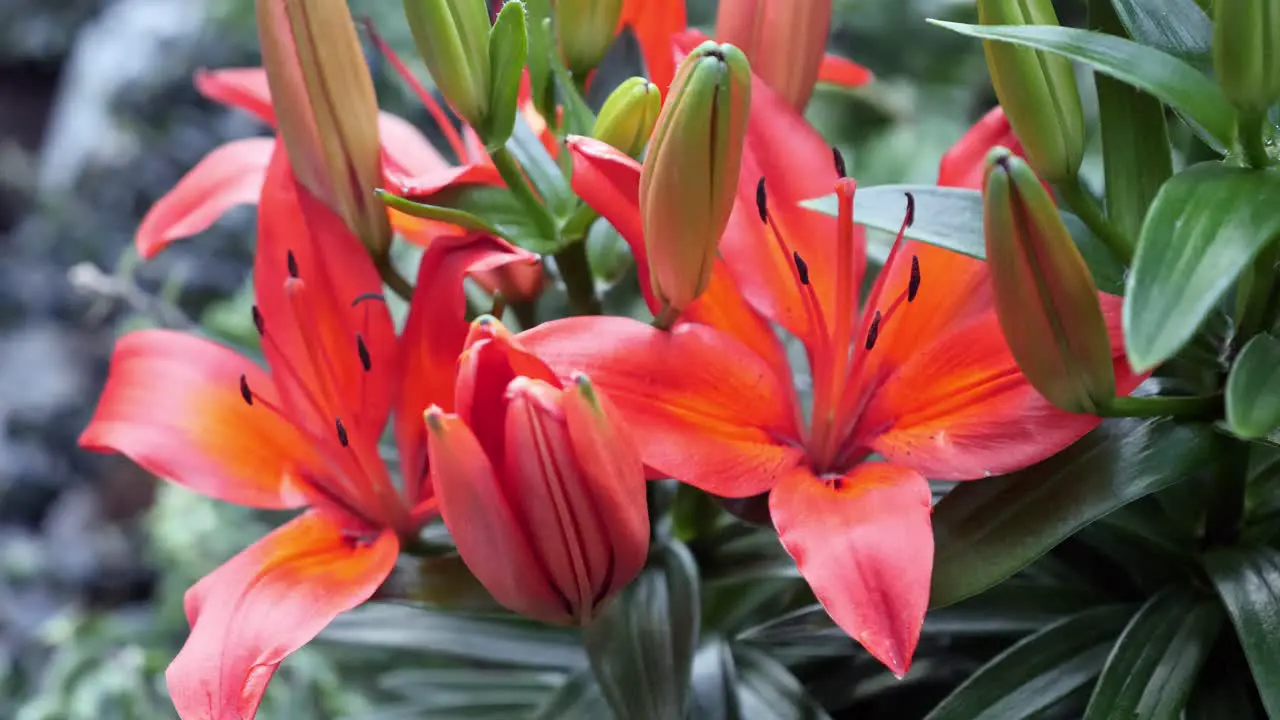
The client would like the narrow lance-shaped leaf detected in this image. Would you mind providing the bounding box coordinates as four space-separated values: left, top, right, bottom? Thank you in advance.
927 21 1236 152
1109 0 1212 68
1123 164 1280 373
931 418 1214 608
1083 587 1223 719
1202 546 1280 718
1227 334 1280 440
484 0 529 151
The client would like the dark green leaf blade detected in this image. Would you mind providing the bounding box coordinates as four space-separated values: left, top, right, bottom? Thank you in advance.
1124 165 1280 373
484 0 529 151
927 21 1235 151
1227 334 1280 439
391 184 562 254
1083 587 1223 719
1203 545 1280 718
733 646 832 720
583 541 700 720
688 638 741 720
924 605 1135 720
1109 0 1211 66
931 418 1215 607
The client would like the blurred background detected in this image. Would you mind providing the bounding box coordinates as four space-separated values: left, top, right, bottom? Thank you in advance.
0 0 1041 716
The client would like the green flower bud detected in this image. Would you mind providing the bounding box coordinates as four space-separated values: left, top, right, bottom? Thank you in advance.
1214 0 1280 111
978 0 1085 183
639 42 752 318
591 77 661 158
983 147 1116 414
403 0 492 129
556 0 624 76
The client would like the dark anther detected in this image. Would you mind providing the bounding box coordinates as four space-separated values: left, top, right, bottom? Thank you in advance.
335 418 349 447
239 374 253 406
832 147 847 178
705 48 727 61
865 310 881 351
904 192 916 228
352 292 386 308
995 153 1013 171
357 334 372 372
286 250 299 278
908 255 921 302
755 177 769 223
251 305 265 336
793 251 810 285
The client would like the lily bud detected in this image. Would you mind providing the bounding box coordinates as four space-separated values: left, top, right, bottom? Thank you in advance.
256 0 390 256
983 147 1116 413
425 318 648 625
591 77 661 158
977 0 1085 183
1213 0 1280 111
715 0 831 109
402 0 492 129
556 0 625 76
639 42 751 318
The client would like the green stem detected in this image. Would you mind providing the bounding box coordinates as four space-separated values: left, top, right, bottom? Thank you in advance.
1205 435 1249 547
511 299 538 330
489 146 560 243
1239 110 1272 169
553 240 601 315
375 255 414 302
1057 177 1134 265
561 200 600 241
1097 393 1223 419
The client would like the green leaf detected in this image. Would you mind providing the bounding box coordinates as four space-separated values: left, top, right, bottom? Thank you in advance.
508 118 574 215
1124 164 1280 373
733 647 832 720
1090 0 1174 241
1083 587 1223 719
1202 545 1280 718
378 189 506 237
522 0 555 123
1109 0 1212 66
532 671 610 719
1227 334 1280 439
931 418 1215 607
584 541 701 720
924 605 1135 720
395 183 563 254
927 21 1236 151
801 186 1126 293
484 0 529 152
372 668 564 718
320 604 585 670
688 638 741 720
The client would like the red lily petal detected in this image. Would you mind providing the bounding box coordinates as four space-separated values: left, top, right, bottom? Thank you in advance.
770 462 932 677
169 511 397 720
817 54 874 89
854 292 1141 480
79 330 313 510
395 235 539 504
938 106 1028 191
135 137 274 258
377 112 450 180
619 0 687 92
565 136 790 377
425 410 567 622
520 316 803 498
254 143 396 444
195 67 275 125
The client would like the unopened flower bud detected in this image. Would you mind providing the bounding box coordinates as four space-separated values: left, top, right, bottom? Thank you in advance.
1213 0 1280 111
715 0 831 109
426 318 648 625
403 0 492 129
556 0 624 76
256 0 390 255
977 0 1085 183
591 77 661 158
983 147 1115 413
639 42 751 317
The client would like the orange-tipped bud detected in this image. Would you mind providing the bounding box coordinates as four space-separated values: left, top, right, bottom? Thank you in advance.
256 0 390 256
592 77 661 159
556 0 625 76
426 317 648 625
639 42 751 320
715 0 831 109
983 147 1116 413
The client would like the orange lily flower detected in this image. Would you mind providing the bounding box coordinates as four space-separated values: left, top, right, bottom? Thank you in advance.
522 81 1143 675
80 144 536 719
618 0 872 101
